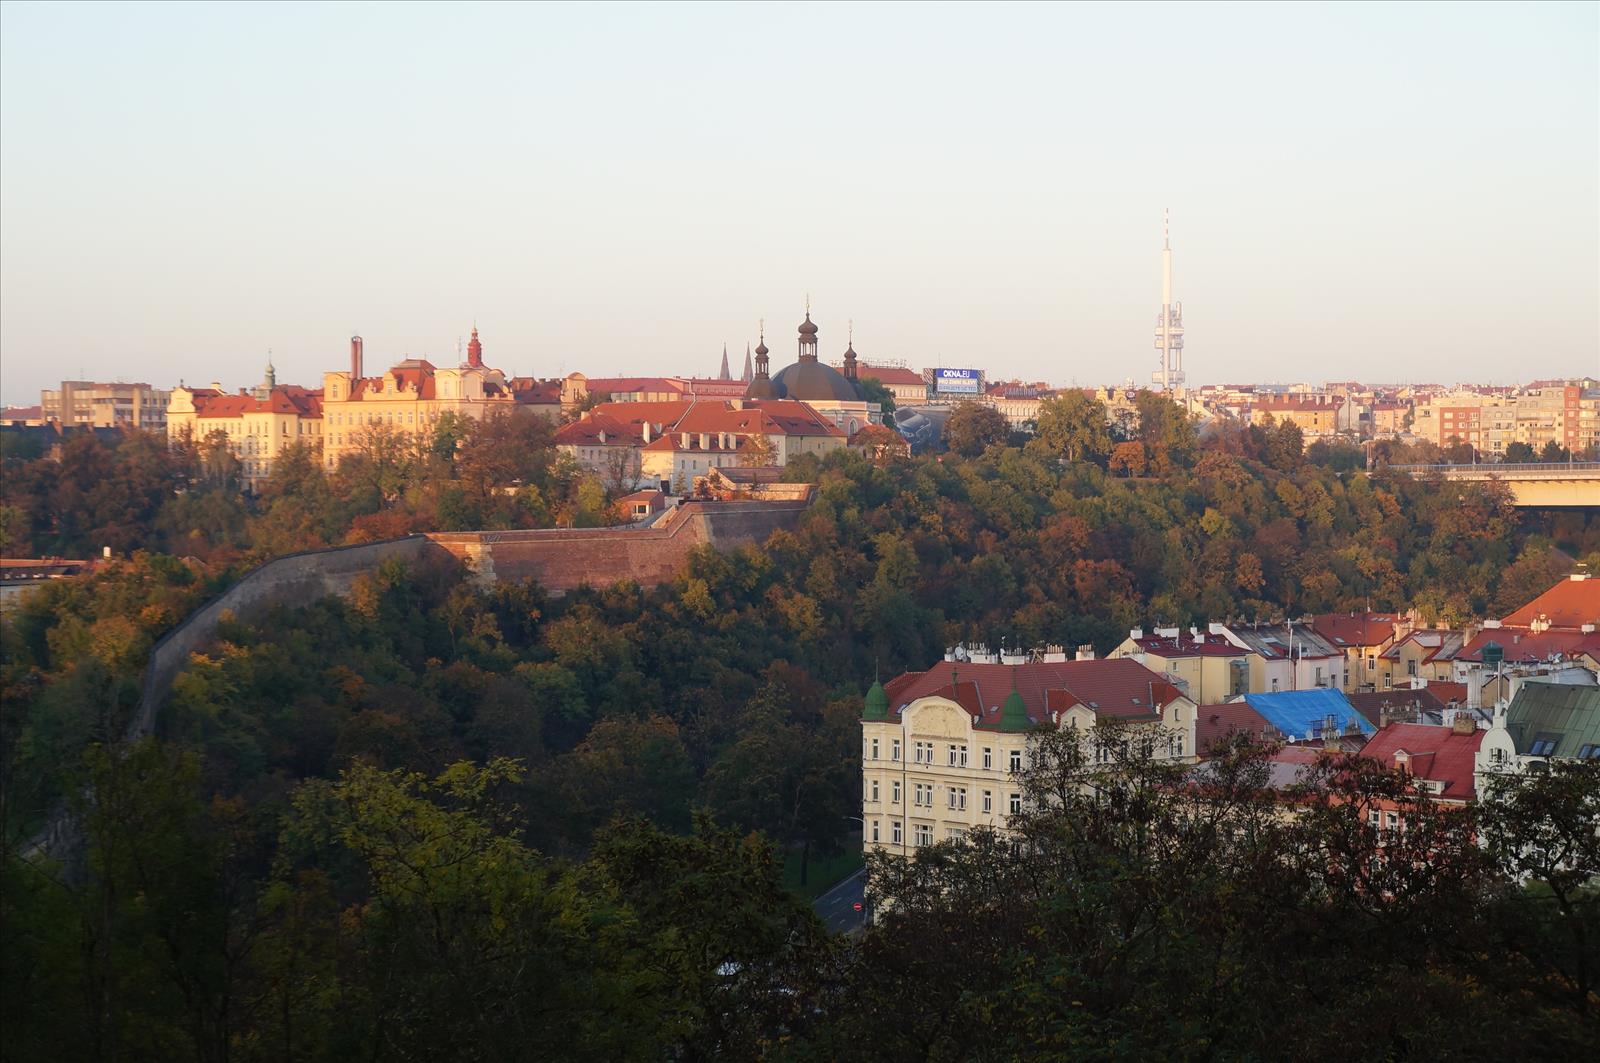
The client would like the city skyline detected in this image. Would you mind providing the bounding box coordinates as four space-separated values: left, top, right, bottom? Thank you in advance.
2 1 1597 404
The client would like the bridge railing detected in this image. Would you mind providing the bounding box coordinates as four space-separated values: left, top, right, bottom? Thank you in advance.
1388 462 1600 475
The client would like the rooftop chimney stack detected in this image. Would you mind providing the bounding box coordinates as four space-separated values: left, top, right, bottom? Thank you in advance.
351 335 364 379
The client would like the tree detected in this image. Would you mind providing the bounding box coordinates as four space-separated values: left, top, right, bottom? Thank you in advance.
1503 441 1536 463
739 432 778 467
1539 440 1572 463
1031 391 1113 465
1477 760 1600 1021
942 402 1009 457
1107 440 1146 477
859 376 897 413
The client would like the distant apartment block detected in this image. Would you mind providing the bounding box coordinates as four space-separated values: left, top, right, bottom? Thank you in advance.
41 380 170 430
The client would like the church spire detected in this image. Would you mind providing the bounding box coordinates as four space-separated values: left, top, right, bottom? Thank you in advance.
742 343 753 383
467 326 483 368
719 343 731 381
797 301 819 362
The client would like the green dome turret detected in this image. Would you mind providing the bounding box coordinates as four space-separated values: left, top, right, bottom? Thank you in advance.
863 679 889 721
999 687 1030 732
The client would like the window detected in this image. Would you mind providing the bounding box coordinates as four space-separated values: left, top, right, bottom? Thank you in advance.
983 747 993 769
1368 810 1381 830
1271 678 1280 692
982 790 993 813
891 821 902 845
871 820 880 843
1009 792 1022 814
869 780 879 803
948 744 958 766
869 738 879 760
954 787 967 810
914 825 933 847
958 745 968 767
1406 660 1417 677
891 739 901 762
891 781 901 804
1579 744 1600 760
1009 749 1022 773
947 787 957 810
1385 811 1400 831
1529 738 1558 756
948 828 966 842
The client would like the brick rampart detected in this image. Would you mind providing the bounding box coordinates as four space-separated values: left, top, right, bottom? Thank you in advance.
425 499 809 593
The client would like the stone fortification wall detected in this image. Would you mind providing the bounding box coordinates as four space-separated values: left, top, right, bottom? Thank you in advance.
27 500 808 857
25 536 432 859
425 499 809 593
127 536 433 739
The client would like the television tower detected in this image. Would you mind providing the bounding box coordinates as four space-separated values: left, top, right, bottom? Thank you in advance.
1152 209 1186 393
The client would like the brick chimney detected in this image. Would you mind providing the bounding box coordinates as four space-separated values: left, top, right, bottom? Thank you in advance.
351 335 364 379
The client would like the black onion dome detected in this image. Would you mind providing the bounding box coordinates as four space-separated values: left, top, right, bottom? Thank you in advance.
770 358 863 402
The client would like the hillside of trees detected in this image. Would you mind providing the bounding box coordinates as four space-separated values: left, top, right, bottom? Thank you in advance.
4 396 1599 1058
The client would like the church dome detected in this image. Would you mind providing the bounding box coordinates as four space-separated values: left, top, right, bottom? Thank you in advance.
744 375 777 400
769 358 863 403
797 315 819 337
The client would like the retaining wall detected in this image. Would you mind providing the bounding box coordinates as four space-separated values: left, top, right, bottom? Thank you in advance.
425 499 810 593
26 500 809 858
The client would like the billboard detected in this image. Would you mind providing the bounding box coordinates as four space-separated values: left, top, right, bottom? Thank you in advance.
934 368 981 396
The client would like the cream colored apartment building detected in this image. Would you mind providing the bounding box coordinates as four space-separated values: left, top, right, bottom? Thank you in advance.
166 383 323 490
321 359 516 470
860 653 1195 857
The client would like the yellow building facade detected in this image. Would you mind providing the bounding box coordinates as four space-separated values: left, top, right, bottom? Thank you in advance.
166 384 323 490
321 359 515 471
861 656 1196 858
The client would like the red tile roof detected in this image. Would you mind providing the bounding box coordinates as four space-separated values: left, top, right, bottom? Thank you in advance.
1501 574 1600 630
510 378 562 404
1132 633 1246 658
1309 613 1401 649
1195 702 1277 756
190 386 322 419
1358 723 1485 801
577 377 688 397
1345 689 1450 729
855 364 926 386
879 658 1187 730
1458 628 1600 664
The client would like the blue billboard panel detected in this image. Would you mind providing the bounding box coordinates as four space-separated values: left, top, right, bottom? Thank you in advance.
934 368 981 395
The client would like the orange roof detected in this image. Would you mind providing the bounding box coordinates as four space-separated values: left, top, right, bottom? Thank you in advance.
878 658 1187 730
1501 574 1600 630
853 364 926 386
1195 701 1277 756
191 386 322 419
1309 613 1400 649
1359 723 1485 801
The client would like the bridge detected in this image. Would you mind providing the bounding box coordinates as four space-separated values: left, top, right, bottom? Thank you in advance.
1387 463 1600 508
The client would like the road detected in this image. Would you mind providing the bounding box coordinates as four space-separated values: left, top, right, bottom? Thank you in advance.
812 867 867 935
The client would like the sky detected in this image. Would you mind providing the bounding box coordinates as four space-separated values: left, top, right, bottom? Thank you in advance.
1 1 1596 404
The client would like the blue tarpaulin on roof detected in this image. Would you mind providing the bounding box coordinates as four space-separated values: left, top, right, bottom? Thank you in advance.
1241 689 1371 740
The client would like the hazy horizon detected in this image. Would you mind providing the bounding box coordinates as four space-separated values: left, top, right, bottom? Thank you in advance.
2 1 1596 405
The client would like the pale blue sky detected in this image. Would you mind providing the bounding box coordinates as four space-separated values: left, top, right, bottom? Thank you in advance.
2 1 1596 403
